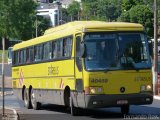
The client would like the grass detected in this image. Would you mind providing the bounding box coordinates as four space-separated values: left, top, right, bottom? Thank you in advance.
0 50 8 63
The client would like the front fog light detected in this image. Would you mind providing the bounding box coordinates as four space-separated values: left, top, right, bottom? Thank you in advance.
97 87 103 93
146 85 152 90
141 85 146 91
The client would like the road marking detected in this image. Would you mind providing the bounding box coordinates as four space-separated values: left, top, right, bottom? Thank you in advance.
154 96 160 100
0 91 13 96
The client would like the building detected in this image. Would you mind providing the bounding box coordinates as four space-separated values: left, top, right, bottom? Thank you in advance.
36 0 81 26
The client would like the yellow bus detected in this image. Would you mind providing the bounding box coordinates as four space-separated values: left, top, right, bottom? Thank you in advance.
12 21 153 115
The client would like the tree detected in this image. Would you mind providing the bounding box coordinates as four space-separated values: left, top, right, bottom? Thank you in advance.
0 0 38 41
67 1 81 21
9 0 38 40
36 16 51 37
117 11 130 22
81 0 121 21
121 0 144 11
119 5 153 37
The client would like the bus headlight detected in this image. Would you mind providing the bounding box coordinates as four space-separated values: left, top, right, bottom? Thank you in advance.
90 87 103 94
141 85 152 91
146 85 152 91
90 87 96 94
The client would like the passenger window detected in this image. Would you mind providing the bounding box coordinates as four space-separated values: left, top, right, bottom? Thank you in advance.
26 48 30 63
43 42 52 60
34 45 43 62
52 41 56 59
55 40 63 58
29 47 34 63
63 37 72 57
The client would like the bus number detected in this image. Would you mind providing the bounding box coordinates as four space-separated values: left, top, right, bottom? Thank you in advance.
48 65 59 75
90 78 108 83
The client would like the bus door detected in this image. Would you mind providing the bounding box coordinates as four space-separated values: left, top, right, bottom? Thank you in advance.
75 35 85 108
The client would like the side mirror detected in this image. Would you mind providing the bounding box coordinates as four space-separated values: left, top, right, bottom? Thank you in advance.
80 42 86 58
8 47 13 65
148 39 153 58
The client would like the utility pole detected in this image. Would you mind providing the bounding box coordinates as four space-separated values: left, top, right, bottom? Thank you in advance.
2 37 5 117
153 0 158 95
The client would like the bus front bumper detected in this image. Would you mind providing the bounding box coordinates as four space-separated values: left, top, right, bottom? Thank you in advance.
85 92 153 108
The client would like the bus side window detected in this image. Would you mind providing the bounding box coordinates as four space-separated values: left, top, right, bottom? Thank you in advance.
26 48 30 63
23 49 26 63
43 42 52 60
55 40 63 58
15 51 19 65
76 36 82 71
29 47 34 63
52 41 56 59
63 37 72 57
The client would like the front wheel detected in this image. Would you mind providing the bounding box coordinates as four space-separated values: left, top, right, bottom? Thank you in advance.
121 105 130 115
31 88 41 110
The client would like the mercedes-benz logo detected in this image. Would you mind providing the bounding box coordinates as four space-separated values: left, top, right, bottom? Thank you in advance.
120 87 125 93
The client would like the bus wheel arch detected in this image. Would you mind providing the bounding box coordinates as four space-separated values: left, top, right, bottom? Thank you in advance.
64 86 70 107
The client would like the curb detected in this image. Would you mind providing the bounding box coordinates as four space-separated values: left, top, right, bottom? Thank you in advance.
154 95 160 100
1 107 19 120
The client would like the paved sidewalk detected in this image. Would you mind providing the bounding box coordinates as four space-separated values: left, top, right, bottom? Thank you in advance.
154 95 160 100
0 108 19 120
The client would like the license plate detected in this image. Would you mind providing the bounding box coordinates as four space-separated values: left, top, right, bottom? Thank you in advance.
117 100 128 105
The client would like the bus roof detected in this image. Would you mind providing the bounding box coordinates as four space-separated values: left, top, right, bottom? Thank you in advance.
13 21 144 51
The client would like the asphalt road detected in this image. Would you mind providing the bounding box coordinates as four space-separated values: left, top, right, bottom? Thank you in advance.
0 93 160 120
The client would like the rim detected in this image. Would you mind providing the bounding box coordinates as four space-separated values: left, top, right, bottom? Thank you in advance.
31 90 36 107
24 91 28 105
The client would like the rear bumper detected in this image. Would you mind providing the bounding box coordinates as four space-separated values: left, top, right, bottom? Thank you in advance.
85 92 153 108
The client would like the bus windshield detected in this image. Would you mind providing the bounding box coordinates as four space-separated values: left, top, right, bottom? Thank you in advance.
84 32 151 71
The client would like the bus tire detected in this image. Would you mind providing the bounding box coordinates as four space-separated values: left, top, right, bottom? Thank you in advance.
24 88 32 109
70 96 79 116
31 88 41 110
121 105 129 115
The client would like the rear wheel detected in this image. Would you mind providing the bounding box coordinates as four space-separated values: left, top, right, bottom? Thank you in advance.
121 105 130 114
31 88 41 110
24 89 32 109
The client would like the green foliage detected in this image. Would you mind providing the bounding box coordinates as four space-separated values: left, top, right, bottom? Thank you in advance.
117 11 130 22
0 0 41 41
8 0 37 40
81 0 121 21
121 0 145 11
67 1 81 21
0 50 8 63
118 5 153 37
36 16 51 37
